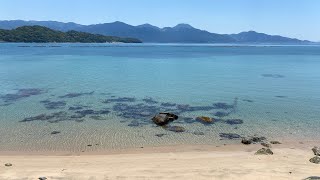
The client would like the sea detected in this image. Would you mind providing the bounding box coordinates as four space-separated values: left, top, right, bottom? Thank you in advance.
0 43 319 152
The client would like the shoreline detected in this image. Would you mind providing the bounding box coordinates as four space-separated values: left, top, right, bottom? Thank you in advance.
1 142 319 179
0 139 319 156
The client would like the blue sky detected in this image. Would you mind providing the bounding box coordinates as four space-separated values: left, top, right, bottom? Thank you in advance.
1 0 319 41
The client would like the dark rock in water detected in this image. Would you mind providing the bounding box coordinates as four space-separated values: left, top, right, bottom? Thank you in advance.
312 147 320 156
128 120 140 127
224 119 243 125
4 163 12 167
113 103 160 121
166 126 185 133
275 96 287 98
41 100 66 109
102 97 136 103
90 116 105 120
1 88 44 103
69 106 84 111
242 99 254 103
142 97 158 104
212 102 234 110
183 117 195 124
59 91 94 98
71 114 86 119
214 111 230 117
261 142 272 148
309 156 320 164
152 113 178 126
255 148 273 155
51 131 61 135
241 137 252 145
196 116 214 124
75 109 95 116
20 114 54 122
155 133 166 137
160 102 177 107
303 176 320 180
193 131 205 136
261 74 285 78
97 109 110 115
270 141 281 144
219 133 241 140
75 119 85 123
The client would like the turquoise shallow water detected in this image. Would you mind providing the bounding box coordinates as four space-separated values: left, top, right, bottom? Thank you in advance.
0 43 319 152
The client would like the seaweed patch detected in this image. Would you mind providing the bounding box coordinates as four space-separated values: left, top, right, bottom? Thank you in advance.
59 91 94 98
1 88 45 103
102 97 136 103
40 100 66 109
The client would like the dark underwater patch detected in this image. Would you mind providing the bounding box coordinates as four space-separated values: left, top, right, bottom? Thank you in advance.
242 99 254 103
224 119 244 125
142 97 158 104
113 103 160 120
275 96 287 98
219 133 241 140
214 111 231 118
59 91 94 98
1 88 44 103
261 74 285 78
160 102 177 107
102 97 136 103
40 100 66 109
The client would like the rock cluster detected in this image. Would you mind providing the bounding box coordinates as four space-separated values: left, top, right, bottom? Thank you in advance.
310 146 320 164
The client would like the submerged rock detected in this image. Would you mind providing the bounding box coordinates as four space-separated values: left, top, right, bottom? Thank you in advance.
1 88 44 103
59 91 94 98
219 133 241 140
102 97 136 103
155 133 166 137
50 131 61 135
160 102 177 107
166 126 185 133
270 141 281 144
196 116 213 124
152 113 178 126
312 147 320 156
128 120 140 127
255 148 273 155
309 156 320 164
142 97 158 104
193 131 205 136
224 119 243 125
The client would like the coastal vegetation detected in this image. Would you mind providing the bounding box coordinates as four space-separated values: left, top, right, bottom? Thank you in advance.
0 25 142 43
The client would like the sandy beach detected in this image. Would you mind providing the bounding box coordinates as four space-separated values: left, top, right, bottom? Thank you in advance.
1 141 319 180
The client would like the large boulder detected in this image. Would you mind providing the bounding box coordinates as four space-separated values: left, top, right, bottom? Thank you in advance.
152 113 178 126
312 146 320 156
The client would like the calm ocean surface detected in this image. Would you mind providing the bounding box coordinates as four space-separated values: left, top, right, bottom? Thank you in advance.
0 43 319 152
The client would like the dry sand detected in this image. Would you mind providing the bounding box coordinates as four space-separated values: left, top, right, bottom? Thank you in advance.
0 142 319 180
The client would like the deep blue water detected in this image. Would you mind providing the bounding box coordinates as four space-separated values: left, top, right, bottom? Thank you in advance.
0 43 319 152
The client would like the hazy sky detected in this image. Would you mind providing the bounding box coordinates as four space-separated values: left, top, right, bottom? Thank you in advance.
1 0 319 41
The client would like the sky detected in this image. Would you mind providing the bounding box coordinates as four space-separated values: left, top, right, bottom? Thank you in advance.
0 0 319 41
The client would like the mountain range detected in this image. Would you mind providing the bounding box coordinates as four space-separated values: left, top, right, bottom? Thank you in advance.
0 20 312 43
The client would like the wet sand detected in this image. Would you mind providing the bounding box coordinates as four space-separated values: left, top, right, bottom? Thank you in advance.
0 141 319 180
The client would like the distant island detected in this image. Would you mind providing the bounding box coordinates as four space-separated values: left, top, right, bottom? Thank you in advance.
0 25 142 43
0 20 313 44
